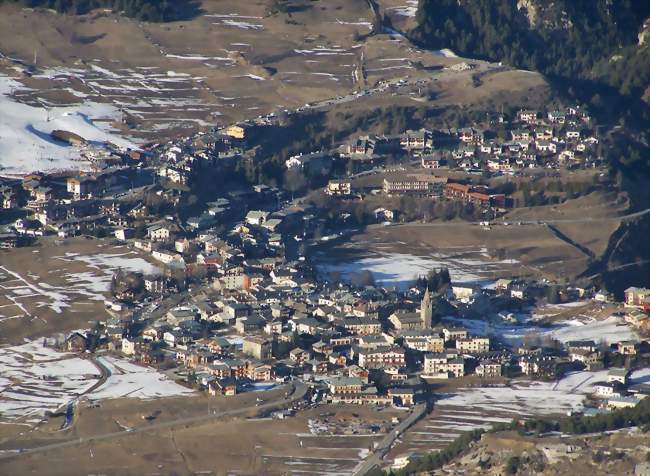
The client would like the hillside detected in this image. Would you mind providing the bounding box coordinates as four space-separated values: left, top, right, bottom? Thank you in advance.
0 0 201 21
411 0 650 167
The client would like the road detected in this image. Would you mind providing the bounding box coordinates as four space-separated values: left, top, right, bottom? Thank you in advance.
352 402 428 476
0 381 308 462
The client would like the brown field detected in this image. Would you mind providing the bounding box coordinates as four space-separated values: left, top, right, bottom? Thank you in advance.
0 402 402 476
0 236 159 345
0 0 548 144
335 220 590 281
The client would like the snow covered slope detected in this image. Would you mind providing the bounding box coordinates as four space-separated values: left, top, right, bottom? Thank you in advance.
0 75 138 176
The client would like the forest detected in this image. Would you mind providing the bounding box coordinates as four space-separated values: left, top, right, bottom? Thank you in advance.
0 0 201 21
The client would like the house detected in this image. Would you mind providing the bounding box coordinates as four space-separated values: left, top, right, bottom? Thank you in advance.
346 136 375 156
617 341 637 355
421 155 444 169
389 388 415 407
114 228 134 241
593 381 624 399
285 151 332 176
442 327 468 342
147 224 171 241
245 210 269 225
401 332 445 353
67 176 96 197
209 377 237 396
289 348 311 364
607 368 630 385
389 312 424 331
423 353 465 378
121 338 136 356
400 129 430 151
341 317 382 336
65 332 88 352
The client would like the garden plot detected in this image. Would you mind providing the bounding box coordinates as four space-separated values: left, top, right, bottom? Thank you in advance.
0 340 100 421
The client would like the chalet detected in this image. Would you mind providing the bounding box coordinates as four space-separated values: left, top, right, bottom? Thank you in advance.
347 136 374 156
65 332 88 353
209 377 237 396
400 129 430 151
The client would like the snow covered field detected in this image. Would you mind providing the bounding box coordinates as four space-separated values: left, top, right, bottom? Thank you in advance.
0 250 160 318
0 342 193 423
445 313 637 346
0 341 99 421
404 370 608 453
91 356 193 400
0 75 137 175
316 248 517 289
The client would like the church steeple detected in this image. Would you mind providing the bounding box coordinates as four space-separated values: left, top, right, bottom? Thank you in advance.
421 287 432 328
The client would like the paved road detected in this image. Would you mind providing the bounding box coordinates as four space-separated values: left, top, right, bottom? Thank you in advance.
352 402 428 476
0 382 308 462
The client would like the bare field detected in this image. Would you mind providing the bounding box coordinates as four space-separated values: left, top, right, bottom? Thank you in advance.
324 221 590 283
0 403 402 476
0 237 159 344
0 0 548 146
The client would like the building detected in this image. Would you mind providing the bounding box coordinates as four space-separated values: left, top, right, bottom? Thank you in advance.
389 312 424 331
65 332 88 352
358 346 405 369
624 287 650 309
328 377 364 394
456 337 490 353
423 353 465 378
476 362 502 377
421 288 433 329
383 175 447 196
67 176 96 197
242 336 272 360
326 179 351 196
224 125 245 139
